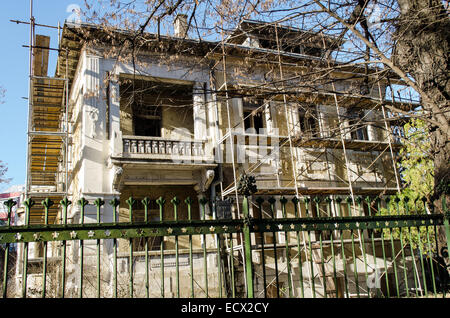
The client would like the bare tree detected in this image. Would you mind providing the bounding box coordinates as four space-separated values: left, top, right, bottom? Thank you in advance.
0 160 10 185
0 85 5 104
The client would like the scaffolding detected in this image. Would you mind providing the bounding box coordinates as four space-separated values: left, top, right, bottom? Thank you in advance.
213 20 408 203
212 20 416 297
17 0 70 224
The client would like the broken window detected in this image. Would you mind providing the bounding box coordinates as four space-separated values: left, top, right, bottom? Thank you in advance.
254 34 323 57
299 107 320 138
133 104 162 137
120 78 193 138
243 98 265 134
349 113 369 141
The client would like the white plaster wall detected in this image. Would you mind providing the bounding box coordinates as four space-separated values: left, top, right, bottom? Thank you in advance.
102 54 210 85
80 54 109 194
72 51 215 207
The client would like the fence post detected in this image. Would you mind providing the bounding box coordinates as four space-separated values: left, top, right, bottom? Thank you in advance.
22 198 34 298
237 173 257 298
443 198 450 262
242 196 254 298
2 199 16 298
41 198 54 298
109 198 119 298
199 197 209 298
94 198 104 299
77 197 88 298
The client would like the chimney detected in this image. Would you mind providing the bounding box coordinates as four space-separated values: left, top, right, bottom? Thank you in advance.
33 35 50 77
174 14 188 38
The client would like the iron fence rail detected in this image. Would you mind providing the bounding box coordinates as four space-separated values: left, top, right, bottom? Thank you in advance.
1 195 449 298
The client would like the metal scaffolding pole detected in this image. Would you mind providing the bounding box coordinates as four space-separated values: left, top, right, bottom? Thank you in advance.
218 17 246 293
273 22 315 295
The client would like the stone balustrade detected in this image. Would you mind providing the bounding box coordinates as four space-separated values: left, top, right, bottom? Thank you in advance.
122 135 205 159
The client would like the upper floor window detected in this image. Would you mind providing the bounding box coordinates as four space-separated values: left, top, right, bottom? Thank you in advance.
299 107 320 138
243 98 265 134
392 125 404 143
132 103 162 137
120 77 193 138
349 113 369 141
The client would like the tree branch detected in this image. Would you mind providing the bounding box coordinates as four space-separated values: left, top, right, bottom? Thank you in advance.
313 0 450 137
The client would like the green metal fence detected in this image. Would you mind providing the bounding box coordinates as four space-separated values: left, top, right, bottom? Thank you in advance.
1 193 449 298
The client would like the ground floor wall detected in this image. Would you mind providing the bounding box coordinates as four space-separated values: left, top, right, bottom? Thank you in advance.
10 238 426 298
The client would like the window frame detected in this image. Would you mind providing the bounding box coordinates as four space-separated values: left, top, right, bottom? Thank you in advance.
298 106 320 138
242 98 266 134
348 112 369 141
132 102 162 137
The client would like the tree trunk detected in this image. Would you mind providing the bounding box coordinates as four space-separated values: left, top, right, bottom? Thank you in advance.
395 0 450 259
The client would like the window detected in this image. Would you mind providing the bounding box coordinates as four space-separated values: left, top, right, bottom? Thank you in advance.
349 115 369 141
131 200 162 251
133 104 162 137
255 37 323 57
356 154 380 179
120 78 194 138
299 107 320 138
392 125 404 143
243 98 265 134
133 231 162 252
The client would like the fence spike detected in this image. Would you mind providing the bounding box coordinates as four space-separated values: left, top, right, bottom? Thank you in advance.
171 197 181 206
78 197 89 208
156 197 166 207
60 197 72 208
23 198 35 209
198 197 208 206
94 198 105 207
3 199 17 210
126 196 136 208
109 198 120 208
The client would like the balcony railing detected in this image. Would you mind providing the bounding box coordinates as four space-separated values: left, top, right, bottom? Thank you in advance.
121 135 208 162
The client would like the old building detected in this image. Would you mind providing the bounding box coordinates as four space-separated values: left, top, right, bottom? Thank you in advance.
14 16 419 298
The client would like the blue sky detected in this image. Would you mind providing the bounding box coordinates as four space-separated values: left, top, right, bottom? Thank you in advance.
0 0 83 192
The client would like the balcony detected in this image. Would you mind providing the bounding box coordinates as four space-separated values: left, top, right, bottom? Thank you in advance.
113 135 213 164
110 134 216 190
